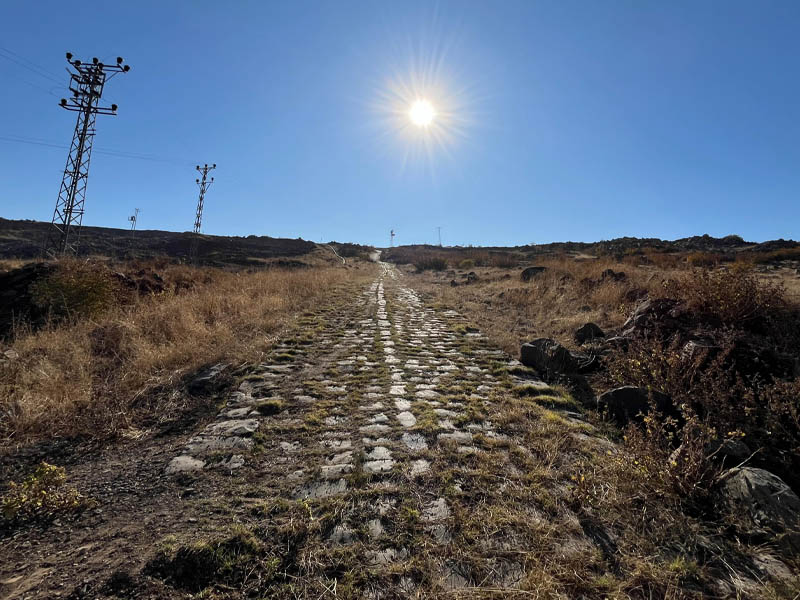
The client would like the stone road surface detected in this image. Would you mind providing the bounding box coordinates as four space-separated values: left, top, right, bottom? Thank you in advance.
164 261 590 595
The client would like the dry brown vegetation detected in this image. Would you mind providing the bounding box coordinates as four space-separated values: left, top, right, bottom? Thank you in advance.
407 254 676 354
0 258 369 443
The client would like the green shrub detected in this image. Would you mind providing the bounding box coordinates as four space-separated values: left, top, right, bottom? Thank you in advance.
2 462 90 522
458 259 475 269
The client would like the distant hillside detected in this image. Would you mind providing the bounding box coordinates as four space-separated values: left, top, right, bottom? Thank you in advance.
0 218 316 266
383 233 799 263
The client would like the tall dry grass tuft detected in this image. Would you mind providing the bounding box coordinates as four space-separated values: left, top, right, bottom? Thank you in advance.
0 265 353 442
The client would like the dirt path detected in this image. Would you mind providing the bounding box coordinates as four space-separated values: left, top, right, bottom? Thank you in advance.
2 263 623 598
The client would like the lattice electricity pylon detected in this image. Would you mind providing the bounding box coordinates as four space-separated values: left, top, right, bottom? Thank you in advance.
189 163 216 261
45 53 130 257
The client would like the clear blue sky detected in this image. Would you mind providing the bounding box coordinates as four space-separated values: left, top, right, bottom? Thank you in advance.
1 0 798 247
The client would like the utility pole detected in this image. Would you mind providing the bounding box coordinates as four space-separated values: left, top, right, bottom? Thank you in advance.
45 53 130 256
128 207 139 245
128 208 139 235
390 229 395 248
437 226 442 247
190 163 216 261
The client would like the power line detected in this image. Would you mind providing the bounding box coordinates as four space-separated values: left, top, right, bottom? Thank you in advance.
0 134 195 166
0 47 64 85
44 52 131 257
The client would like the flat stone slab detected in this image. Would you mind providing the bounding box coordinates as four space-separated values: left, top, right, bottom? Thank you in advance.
438 431 473 444
394 399 411 411
186 435 254 453
390 385 406 395
321 464 353 478
296 478 347 499
364 459 394 474
359 424 390 435
166 455 205 474
397 411 417 427
366 547 408 566
370 413 390 424
416 389 440 400
366 446 392 461
411 459 431 476
402 432 428 451
204 419 259 437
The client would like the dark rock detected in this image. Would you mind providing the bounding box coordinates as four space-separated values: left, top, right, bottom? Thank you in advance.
717 467 800 533
575 322 605 345
707 438 752 464
521 339 578 375
601 268 627 282
465 272 478 284
520 338 597 376
187 362 232 396
520 266 547 282
596 386 674 426
450 280 459 287
621 298 688 338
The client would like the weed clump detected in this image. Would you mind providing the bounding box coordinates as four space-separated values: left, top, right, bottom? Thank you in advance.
1 462 91 523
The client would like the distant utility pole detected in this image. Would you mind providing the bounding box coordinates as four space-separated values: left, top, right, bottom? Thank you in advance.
437 226 442 247
45 53 130 256
390 229 395 248
128 208 139 235
190 163 216 261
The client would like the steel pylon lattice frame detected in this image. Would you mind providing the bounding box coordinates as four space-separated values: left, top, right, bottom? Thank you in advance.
45 53 130 256
189 163 216 261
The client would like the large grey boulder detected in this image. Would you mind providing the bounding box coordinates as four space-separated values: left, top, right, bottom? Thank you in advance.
718 467 800 533
596 386 674 426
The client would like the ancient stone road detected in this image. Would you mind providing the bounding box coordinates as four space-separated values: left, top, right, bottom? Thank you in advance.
165 262 578 593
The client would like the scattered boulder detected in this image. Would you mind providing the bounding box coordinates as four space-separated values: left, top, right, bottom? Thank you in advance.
520 338 596 377
520 266 547 282
575 322 605 345
717 467 800 533
450 280 458 287
596 386 674 426
708 438 752 465
521 339 578 375
465 272 478 284
621 298 688 338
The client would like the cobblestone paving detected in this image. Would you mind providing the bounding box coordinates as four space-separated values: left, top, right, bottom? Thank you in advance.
165 262 595 595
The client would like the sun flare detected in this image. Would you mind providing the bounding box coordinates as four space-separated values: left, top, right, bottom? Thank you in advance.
409 99 436 127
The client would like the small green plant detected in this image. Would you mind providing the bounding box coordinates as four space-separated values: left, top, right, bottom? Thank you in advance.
2 462 90 522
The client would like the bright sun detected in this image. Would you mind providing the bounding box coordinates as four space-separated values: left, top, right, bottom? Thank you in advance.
409 99 435 127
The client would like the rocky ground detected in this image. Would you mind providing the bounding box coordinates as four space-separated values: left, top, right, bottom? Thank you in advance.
1 262 796 598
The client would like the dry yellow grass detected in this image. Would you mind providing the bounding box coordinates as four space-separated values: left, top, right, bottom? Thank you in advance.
410 255 685 354
0 263 369 443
